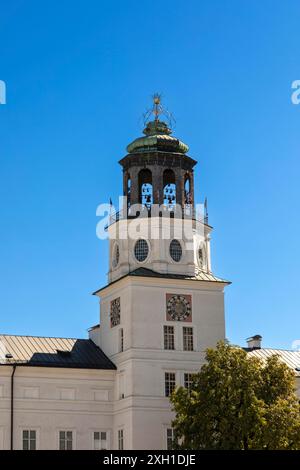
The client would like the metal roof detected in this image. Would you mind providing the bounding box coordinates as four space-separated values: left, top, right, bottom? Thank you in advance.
93 267 230 295
247 348 300 377
129 267 230 283
0 335 116 370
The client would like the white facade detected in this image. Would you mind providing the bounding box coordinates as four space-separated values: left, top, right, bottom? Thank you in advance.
0 110 298 450
0 366 115 450
0 114 230 450
0 211 228 450
94 273 226 449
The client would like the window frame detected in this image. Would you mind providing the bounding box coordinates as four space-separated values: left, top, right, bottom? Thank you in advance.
165 427 174 450
169 239 183 263
134 238 150 263
22 428 37 451
119 328 124 353
164 371 176 397
92 430 110 450
182 326 194 351
118 428 124 450
58 429 75 451
163 325 175 350
183 372 196 392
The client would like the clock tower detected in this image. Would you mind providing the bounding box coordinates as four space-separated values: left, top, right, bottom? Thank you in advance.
93 96 230 450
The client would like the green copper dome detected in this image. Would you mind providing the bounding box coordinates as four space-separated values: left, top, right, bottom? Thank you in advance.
126 120 189 155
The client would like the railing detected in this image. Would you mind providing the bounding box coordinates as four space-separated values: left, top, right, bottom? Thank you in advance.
105 205 209 230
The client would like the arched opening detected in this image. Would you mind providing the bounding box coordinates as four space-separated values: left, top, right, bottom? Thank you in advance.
184 174 192 205
163 169 176 210
138 169 153 210
126 173 131 209
198 244 206 271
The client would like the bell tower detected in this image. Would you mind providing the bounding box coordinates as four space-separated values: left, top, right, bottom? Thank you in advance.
107 95 215 284
93 96 230 450
121 95 194 212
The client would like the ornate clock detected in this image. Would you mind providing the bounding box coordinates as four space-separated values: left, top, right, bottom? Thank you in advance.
110 297 120 327
166 294 192 322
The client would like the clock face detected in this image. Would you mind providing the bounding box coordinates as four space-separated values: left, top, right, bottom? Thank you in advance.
166 294 192 322
110 297 120 327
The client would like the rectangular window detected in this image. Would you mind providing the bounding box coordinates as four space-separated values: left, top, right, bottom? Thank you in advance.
118 429 124 450
166 428 174 450
119 373 125 399
165 372 176 397
164 326 175 350
184 373 195 392
183 327 194 351
59 430 73 450
94 431 108 450
119 328 124 352
22 430 36 450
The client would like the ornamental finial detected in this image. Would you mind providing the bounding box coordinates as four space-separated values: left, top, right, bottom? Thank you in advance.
142 94 176 130
152 93 162 122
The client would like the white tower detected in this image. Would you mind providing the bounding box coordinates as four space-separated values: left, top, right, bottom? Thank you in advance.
93 97 230 449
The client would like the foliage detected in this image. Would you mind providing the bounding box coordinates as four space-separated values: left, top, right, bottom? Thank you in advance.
170 341 300 450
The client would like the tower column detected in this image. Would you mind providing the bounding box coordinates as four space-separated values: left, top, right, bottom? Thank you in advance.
127 167 139 210
153 165 163 205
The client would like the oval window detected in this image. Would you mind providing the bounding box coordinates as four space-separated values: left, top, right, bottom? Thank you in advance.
169 239 182 262
134 239 149 262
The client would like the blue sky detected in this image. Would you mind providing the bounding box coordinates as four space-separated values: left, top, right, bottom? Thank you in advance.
0 0 300 349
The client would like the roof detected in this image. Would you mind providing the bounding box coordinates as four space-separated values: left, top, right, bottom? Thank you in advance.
126 119 189 155
93 267 230 295
0 335 116 370
130 267 230 283
247 348 300 377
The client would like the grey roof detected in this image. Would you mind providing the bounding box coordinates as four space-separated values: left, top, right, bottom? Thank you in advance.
130 267 230 283
247 348 300 377
93 267 230 295
0 335 116 370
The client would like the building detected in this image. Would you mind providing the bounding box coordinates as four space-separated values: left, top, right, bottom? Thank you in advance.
0 97 298 450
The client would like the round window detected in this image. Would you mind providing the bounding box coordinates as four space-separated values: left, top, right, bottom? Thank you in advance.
134 239 149 262
169 239 182 262
112 243 120 268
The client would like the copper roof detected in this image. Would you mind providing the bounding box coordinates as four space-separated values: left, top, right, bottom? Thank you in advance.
0 335 116 370
247 348 300 377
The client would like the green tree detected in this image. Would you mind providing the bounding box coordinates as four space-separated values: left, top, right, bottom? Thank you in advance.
170 341 300 450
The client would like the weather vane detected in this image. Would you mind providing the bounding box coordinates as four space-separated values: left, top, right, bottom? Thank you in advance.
142 93 176 129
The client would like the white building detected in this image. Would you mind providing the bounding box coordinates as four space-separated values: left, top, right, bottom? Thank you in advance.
0 99 298 450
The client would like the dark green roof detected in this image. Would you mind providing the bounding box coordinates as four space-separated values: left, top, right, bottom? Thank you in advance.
126 120 189 155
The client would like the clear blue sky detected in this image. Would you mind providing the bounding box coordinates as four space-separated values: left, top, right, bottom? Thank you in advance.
1 0 300 349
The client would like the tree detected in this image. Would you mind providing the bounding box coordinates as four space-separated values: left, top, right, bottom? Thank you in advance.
170 341 300 450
